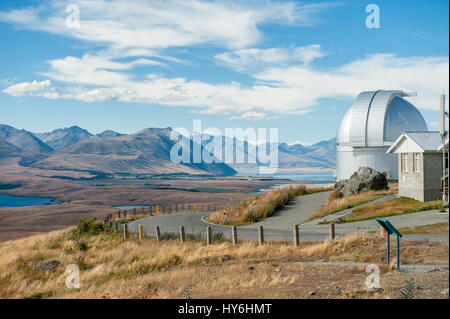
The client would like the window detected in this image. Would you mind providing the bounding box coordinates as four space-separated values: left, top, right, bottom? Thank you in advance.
401 153 408 173
413 153 420 173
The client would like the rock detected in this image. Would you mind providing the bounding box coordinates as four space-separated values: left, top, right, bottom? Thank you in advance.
441 288 449 296
40 260 61 272
309 291 316 295
248 266 255 271
218 255 231 262
334 166 388 197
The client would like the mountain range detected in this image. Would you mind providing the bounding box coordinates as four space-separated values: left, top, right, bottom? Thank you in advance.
0 124 336 175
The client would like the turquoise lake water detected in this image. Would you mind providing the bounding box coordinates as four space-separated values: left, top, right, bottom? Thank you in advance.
0 194 61 207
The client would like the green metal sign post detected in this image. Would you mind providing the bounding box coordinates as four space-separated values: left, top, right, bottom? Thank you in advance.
376 218 403 270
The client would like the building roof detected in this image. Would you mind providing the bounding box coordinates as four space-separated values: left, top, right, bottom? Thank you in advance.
438 136 449 151
387 131 443 153
337 90 428 148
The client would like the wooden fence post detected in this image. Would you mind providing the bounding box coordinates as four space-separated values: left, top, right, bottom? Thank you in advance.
206 226 212 245
180 226 185 243
232 226 237 246
123 224 128 239
155 225 161 242
258 226 264 246
329 223 335 240
293 225 299 247
139 224 144 241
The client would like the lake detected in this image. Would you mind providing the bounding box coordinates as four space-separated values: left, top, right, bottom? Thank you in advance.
240 170 336 193
114 205 151 210
0 194 61 207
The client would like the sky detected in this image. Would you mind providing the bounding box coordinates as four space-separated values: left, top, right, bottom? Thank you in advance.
0 0 448 144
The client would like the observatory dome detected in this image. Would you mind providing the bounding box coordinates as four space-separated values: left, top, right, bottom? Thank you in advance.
336 90 428 180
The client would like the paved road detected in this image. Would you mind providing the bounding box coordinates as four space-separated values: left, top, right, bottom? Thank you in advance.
128 192 449 242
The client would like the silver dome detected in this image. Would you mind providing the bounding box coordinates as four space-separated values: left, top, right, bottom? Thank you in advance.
336 90 428 180
337 90 428 147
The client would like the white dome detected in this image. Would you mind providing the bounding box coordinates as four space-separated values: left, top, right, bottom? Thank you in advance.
337 90 428 147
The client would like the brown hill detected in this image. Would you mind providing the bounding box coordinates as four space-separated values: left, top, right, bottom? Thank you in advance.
32 128 236 175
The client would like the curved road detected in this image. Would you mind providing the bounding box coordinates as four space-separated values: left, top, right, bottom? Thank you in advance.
128 192 449 242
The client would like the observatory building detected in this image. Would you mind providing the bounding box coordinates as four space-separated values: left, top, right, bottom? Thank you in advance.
336 90 428 180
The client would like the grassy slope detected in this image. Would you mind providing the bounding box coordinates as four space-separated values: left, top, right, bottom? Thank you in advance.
398 222 449 235
303 183 398 224
341 197 444 223
206 184 333 226
0 222 448 299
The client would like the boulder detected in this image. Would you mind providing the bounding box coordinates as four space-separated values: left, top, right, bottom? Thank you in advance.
335 166 388 197
40 260 61 272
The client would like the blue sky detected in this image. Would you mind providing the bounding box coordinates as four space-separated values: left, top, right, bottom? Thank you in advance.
0 0 448 144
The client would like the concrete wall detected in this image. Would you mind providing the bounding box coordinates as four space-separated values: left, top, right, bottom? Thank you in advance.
398 152 442 202
423 153 443 201
337 146 398 180
398 153 424 201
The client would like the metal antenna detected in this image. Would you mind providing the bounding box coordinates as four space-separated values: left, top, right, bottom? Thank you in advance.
440 93 448 206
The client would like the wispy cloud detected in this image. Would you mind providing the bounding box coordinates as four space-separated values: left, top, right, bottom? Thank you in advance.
3 54 448 120
2 80 51 97
215 44 327 72
0 0 330 50
1 1 448 121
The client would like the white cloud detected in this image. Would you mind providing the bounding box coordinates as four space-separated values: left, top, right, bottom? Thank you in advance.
0 0 332 50
215 44 327 72
3 54 448 117
1 1 448 119
2 80 51 97
230 111 268 121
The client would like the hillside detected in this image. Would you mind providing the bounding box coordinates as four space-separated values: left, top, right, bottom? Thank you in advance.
199 134 336 173
96 130 125 138
32 128 236 175
0 222 447 299
1 123 336 175
33 126 93 150
0 139 22 158
0 124 53 155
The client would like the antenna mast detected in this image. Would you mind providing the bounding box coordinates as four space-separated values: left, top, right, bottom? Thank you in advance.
440 92 449 207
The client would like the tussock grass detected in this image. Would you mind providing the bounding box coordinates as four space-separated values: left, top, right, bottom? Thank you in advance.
206 184 333 225
305 183 398 223
398 222 449 235
0 221 447 298
342 197 445 223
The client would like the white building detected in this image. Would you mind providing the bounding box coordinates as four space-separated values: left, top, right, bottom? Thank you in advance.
336 90 428 180
387 132 445 202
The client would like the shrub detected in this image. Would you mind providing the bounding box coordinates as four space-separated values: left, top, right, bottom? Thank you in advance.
74 218 105 236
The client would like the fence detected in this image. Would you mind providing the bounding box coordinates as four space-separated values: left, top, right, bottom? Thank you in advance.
106 220 337 245
103 204 225 224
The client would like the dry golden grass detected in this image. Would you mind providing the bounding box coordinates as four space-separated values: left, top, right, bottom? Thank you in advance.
0 223 447 299
343 197 444 223
206 184 333 225
305 183 398 223
398 222 449 235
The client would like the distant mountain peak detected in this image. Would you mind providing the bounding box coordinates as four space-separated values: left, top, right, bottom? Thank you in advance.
33 126 93 150
96 130 125 138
